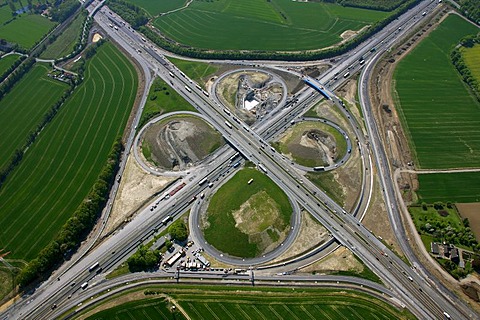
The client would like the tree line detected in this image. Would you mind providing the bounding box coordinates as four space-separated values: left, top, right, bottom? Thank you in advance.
138 0 421 61
106 0 148 29
0 55 25 84
318 0 408 12
451 34 480 103
17 138 124 288
460 0 480 25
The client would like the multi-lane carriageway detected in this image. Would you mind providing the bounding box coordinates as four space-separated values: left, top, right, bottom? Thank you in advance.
4 0 476 319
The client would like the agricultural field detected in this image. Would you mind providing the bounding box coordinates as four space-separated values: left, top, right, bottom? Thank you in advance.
0 13 56 49
0 42 137 261
416 172 480 203
0 54 19 75
462 43 480 88
154 0 388 51
82 285 414 320
0 63 68 170
393 14 480 169
139 77 197 129
168 57 219 87
0 5 11 25
203 168 292 258
128 0 186 16
40 11 86 59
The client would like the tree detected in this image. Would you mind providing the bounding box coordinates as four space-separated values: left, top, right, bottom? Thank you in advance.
168 220 188 242
127 245 160 272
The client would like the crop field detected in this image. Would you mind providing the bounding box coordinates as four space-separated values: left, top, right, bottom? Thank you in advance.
393 14 480 169
416 172 480 203
83 285 413 320
0 5 11 25
154 0 388 51
168 57 219 87
204 168 292 258
0 13 55 49
0 43 137 260
462 43 480 87
0 63 68 170
128 0 186 16
40 12 86 59
0 54 19 75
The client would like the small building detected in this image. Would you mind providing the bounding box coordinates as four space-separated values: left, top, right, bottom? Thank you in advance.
450 248 460 263
431 242 439 255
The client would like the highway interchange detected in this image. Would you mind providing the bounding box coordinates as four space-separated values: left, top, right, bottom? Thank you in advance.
1 0 478 319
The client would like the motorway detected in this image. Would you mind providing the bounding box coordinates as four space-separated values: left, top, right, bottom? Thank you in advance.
1 0 477 319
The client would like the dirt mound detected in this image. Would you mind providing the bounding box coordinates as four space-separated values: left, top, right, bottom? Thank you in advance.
142 116 223 170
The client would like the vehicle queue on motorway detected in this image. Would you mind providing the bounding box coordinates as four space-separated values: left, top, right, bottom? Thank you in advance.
3 0 475 319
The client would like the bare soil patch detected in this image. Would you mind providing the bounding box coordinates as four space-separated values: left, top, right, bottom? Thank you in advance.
92 33 102 43
457 203 480 242
270 211 329 264
278 121 341 167
231 191 288 254
216 71 284 124
307 102 361 210
101 155 175 237
142 116 223 170
299 246 363 274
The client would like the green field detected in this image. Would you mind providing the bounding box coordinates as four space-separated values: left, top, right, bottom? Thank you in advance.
82 285 413 320
0 5 11 25
462 43 480 89
128 0 186 16
0 54 19 75
0 14 56 49
40 11 86 59
0 43 137 260
393 14 480 169
139 77 197 128
417 172 480 203
168 57 219 87
0 63 68 170
154 0 388 51
204 168 292 258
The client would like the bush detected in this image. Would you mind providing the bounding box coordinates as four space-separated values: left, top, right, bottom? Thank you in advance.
127 245 161 272
168 220 188 242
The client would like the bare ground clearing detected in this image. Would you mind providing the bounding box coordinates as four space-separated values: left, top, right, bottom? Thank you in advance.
457 203 480 242
101 154 175 237
298 246 363 274
270 211 329 264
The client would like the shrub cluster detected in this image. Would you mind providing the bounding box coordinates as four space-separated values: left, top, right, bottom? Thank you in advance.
127 245 161 272
460 0 480 25
50 0 81 23
451 35 480 102
107 0 148 29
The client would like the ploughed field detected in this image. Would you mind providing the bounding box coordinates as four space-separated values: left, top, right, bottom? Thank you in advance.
393 14 480 169
153 0 388 51
0 43 137 260
82 285 414 320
